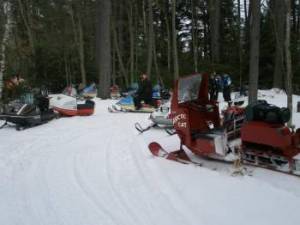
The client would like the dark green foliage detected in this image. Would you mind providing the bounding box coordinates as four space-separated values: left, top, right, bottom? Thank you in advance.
1 0 299 95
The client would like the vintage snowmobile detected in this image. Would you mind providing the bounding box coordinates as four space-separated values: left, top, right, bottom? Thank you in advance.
49 94 95 116
81 83 97 99
135 96 245 134
108 95 159 113
148 73 300 176
109 84 170 113
0 95 56 130
110 85 121 99
135 100 173 133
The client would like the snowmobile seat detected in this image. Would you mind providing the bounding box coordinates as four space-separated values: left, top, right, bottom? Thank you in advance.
36 96 50 112
77 100 95 110
17 104 37 116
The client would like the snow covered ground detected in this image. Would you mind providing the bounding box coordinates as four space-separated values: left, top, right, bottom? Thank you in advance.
0 90 300 225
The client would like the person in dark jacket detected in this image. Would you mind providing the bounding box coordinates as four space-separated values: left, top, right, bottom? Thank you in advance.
222 74 232 103
209 72 219 101
134 74 153 110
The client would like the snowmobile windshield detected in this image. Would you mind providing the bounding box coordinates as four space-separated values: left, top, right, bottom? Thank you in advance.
178 74 202 104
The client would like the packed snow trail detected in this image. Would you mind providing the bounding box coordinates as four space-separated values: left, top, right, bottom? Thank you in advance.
0 93 300 225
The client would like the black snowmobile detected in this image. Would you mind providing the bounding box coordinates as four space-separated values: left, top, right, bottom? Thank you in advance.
0 93 56 130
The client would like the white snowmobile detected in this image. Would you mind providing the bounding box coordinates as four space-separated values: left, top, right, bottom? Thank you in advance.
135 100 173 133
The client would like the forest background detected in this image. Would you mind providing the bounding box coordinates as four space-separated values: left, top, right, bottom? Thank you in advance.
0 0 299 99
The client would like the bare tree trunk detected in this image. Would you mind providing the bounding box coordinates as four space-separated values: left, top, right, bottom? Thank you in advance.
96 0 112 99
0 0 13 100
209 0 221 63
165 15 171 73
63 46 71 86
17 0 36 79
291 0 297 32
112 42 116 85
296 2 300 33
238 0 243 87
272 0 286 89
142 0 148 39
146 0 154 77
153 37 160 82
69 4 87 86
248 0 261 104
245 0 250 42
17 0 35 55
134 3 139 79
77 14 87 86
285 0 293 125
203 19 209 60
191 0 198 72
244 0 248 22
128 1 135 84
172 0 179 79
117 0 125 65
112 20 128 87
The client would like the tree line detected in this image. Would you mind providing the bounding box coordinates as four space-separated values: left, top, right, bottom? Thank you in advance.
0 0 299 100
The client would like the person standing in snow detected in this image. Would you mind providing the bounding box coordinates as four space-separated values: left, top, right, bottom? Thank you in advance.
209 72 219 101
133 74 153 110
222 74 232 104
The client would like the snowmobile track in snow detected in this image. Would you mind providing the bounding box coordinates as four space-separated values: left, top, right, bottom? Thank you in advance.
1 99 300 225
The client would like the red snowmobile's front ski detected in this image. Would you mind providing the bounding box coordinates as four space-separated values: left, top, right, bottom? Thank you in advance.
148 142 202 166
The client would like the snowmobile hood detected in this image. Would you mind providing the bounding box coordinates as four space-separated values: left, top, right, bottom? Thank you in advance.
117 96 134 106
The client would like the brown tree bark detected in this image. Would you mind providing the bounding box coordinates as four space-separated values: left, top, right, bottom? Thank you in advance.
285 0 293 125
161 1 171 73
96 0 112 99
208 0 221 63
77 14 87 86
191 0 198 72
128 0 135 84
69 2 87 86
248 0 261 104
237 0 243 87
112 20 128 87
17 0 35 56
271 0 286 89
172 0 179 79
146 0 154 78
165 15 171 73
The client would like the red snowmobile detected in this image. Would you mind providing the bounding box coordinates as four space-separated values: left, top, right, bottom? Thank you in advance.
148 73 300 176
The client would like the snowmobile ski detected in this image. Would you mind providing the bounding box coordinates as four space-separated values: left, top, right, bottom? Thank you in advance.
0 121 8 129
148 142 255 176
135 122 157 133
108 104 156 113
148 142 202 166
108 106 118 113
